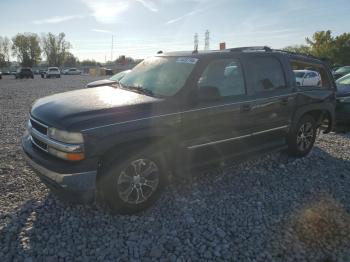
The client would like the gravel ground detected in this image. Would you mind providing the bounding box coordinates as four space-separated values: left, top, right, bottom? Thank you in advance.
0 75 350 261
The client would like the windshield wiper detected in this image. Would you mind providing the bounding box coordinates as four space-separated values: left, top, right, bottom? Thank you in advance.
118 83 154 97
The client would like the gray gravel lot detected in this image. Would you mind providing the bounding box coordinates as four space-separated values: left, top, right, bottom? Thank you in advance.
0 75 350 261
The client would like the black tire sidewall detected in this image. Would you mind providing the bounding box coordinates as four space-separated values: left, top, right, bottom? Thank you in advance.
288 115 317 157
99 149 167 214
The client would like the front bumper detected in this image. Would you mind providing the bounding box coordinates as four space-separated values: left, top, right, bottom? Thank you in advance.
22 134 98 203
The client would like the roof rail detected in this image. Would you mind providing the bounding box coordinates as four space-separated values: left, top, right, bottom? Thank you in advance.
272 49 320 60
229 46 272 52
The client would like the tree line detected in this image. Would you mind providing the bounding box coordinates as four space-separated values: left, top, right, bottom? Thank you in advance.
284 30 350 66
0 32 138 68
0 32 77 67
1 30 349 68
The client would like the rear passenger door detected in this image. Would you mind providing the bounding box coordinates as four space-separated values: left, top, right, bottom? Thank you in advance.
182 58 256 164
243 55 296 147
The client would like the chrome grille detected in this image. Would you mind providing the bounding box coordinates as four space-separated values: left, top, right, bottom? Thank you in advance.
30 117 48 135
29 117 49 152
31 136 48 151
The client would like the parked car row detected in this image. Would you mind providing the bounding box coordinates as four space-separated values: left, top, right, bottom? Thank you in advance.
335 73 350 124
41 67 61 78
15 68 34 79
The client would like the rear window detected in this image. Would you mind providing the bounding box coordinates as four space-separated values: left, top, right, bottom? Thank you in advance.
21 68 31 72
290 60 331 88
49 68 58 71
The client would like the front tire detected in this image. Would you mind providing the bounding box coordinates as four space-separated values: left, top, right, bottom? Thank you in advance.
98 149 167 214
288 115 317 157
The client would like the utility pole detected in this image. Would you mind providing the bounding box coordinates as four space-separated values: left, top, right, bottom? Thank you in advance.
204 30 210 50
194 33 199 52
111 35 114 62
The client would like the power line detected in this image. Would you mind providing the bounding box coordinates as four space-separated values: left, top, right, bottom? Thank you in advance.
111 35 114 61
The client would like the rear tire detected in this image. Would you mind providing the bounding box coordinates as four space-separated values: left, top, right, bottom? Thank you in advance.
287 115 317 157
98 148 167 214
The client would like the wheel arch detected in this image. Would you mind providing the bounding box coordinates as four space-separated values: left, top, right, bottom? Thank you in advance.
291 103 334 133
96 135 178 182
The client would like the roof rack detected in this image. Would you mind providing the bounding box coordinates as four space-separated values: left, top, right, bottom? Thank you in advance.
228 46 325 62
272 49 320 60
229 46 272 52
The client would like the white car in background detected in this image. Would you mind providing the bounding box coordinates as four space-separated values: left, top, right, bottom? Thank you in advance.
43 67 61 78
63 68 82 75
294 70 321 86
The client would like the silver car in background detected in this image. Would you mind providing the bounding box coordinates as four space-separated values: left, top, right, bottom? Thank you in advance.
63 68 82 75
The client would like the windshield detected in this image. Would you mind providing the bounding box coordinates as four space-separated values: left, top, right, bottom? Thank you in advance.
335 67 350 74
110 71 127 81
336 74 350 85
294 71 305 78
119 56 197 97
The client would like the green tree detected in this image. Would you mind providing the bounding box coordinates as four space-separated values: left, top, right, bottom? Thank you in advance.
306 30 334 59
0 53 6 67
284 30 350 66
42 32 71 66
12 33 41 67
331 33 350 65
0 36 12 64
283 44 312 55
63 52 79 67
80 59 97 66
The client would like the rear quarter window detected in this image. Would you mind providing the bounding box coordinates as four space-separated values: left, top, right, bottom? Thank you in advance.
290 59 332 88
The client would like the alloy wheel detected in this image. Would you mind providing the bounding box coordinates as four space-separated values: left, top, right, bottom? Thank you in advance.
117 159 160 204
296 122 314 152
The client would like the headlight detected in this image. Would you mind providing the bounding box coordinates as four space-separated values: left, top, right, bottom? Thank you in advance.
48 128 84 144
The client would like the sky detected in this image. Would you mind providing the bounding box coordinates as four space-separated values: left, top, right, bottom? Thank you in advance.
0 0 349 62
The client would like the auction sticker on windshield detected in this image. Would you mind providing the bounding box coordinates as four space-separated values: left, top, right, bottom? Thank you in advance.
176 57 198 64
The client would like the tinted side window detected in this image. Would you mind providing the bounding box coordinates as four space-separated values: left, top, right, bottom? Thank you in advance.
290 60 332 88
246 57 286 93
198 59 245 97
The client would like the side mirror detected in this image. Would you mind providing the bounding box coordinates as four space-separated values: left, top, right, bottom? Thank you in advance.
198 86 221 101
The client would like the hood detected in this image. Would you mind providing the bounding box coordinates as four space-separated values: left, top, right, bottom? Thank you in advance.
86 79 116 88
31 86 163 131
336 84 350 97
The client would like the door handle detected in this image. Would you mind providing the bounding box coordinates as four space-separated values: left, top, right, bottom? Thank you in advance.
241 104 252 112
